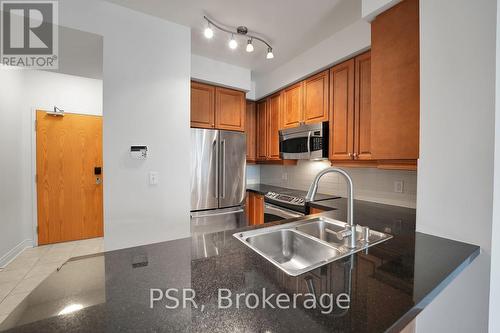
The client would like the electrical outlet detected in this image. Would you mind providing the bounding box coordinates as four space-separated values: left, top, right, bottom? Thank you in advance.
282 172 288 181
394 180 404 193
149 171 159 185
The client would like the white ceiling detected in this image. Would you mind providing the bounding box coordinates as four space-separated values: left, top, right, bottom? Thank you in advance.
104 0 362 75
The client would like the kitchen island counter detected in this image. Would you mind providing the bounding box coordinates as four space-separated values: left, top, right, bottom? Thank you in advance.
1 210 479 333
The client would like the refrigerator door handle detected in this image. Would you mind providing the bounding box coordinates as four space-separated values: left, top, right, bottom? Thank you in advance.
214 139 219 199
221 139 226 198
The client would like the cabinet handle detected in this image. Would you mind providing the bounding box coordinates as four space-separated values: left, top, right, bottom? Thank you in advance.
353 153 359 159
348 153 353 159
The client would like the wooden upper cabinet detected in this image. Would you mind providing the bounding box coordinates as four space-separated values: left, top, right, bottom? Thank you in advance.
304 70 329 124
256 100 268 161
282 82 303 129
329 59 355 161
267 93 282 160
354 51 372 160
191 82 215 129
246 101 257 163
371 0 419 160
215 87 245 132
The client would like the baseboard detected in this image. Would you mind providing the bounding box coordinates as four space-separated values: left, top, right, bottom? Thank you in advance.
0 239 34 268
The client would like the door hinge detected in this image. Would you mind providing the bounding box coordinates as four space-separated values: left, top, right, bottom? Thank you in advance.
35 174 38 183
36 226 39 234
34 119 37 131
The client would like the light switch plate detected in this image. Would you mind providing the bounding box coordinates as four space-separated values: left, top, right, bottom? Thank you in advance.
149 171 159 185
394 180 404 193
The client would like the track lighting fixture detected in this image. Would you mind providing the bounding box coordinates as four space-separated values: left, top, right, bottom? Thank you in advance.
228 34 238 49
203 16 274 59
204 22 214 39
246 39 254 52
266 47 274 59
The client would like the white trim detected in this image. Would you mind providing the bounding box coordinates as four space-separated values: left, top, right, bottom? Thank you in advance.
0 239 34 268
31 107 38 247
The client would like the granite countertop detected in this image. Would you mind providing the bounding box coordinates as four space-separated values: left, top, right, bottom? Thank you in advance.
307 198 416 234
0 207 479 333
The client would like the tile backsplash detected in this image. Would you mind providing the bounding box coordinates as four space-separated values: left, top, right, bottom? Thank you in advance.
254 160 417 208
246 165 261 185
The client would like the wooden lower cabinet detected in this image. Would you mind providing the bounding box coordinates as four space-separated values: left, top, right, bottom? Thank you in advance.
309 207 326 215
246 191 264 226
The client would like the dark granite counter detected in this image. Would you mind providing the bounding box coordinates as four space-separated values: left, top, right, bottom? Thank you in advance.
308 198 416 236
0 209 479 333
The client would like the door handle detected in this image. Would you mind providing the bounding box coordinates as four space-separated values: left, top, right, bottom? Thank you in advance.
214 139 219 199
221 140 226 198
307 131 312 156
94 167 102 185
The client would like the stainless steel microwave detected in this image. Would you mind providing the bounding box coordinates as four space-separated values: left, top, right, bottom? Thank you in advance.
279 122 329 160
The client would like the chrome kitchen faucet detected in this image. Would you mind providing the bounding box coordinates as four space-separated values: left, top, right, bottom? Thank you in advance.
305 167 357 249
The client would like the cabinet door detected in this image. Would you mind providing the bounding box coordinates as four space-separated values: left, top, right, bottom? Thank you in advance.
371 0 419 159
304 70 329 124
215 87 245 132
267 93 282 160
329 59 355 161
245 101 257 162
282 82 303 129
354 51 372 160
247 191 264 225
191 81 215 129
256 100 268 160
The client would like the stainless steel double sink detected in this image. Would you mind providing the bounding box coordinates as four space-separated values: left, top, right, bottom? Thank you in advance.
233 216 392 276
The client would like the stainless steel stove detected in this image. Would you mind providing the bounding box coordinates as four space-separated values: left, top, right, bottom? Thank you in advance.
265 192 306 206
263 189 339 223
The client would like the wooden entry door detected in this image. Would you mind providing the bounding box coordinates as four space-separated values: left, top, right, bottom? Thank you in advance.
36 110 103 245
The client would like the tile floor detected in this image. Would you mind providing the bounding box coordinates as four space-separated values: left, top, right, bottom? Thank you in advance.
0 237 104 325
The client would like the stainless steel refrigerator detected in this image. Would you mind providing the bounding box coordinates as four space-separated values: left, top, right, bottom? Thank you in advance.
190 128 246 240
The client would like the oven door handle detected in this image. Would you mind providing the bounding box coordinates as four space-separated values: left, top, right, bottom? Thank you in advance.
264 203 305 218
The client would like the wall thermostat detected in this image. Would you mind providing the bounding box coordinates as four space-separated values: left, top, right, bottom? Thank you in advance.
130 145 148 159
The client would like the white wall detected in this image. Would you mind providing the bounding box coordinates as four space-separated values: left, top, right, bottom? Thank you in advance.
253 19 370 99
361 0 402 21
490 1 500 331
0 68 102 267
259 161 417 208
416 0 497 331
191 54 252 92
58 0 191 251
